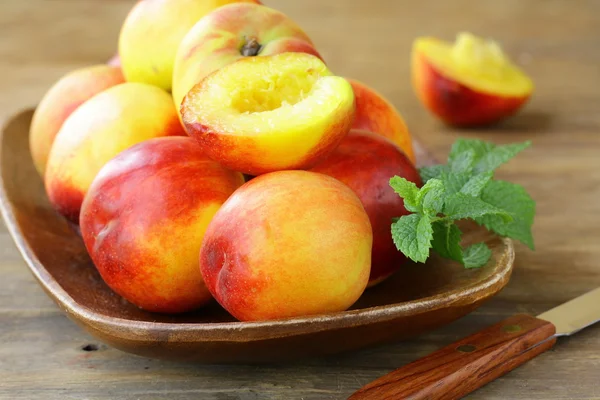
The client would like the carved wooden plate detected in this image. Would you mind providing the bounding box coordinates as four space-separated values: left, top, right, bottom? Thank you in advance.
0 109 514 363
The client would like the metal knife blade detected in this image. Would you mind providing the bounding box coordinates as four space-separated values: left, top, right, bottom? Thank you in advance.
538 287 600 336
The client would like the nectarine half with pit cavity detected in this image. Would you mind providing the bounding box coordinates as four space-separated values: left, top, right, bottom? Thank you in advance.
349 79 415 163
412 32 534 127
172 2 322 116
45 82 186 224
311 130 421 287
199 170 372 322
81 137 245 314
182 53 356 176
29 65 124 176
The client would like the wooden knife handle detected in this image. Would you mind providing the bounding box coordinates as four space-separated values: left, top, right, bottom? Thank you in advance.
349 314 556 400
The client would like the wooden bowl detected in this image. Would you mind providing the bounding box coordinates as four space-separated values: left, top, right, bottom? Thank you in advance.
0 109 515 363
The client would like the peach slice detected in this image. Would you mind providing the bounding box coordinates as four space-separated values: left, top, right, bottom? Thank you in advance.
412 32 534 127
182 53 355 175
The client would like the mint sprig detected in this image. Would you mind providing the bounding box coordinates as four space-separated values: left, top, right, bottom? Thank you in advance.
391 139 535 268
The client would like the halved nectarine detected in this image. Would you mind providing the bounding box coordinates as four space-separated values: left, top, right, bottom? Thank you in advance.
181 52 355 175
412 32 534 127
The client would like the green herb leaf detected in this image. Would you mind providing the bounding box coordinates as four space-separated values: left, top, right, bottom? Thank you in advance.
450 148 476 174
448 139 531 174
475 180 536 249
390 138 535 269
431 221 463 263
460 171 493 197
389 176 419 212
444 193 512 222
419 165 448 182
416 178 445 216
462 243 492 268
391 214 433 263
474 142 532 174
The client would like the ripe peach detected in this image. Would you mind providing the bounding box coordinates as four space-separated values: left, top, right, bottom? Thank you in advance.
29 65 124 176
412 32 534 127
182 53 355 176
200 170 372 321
172 3 322 114
45 82 185 224
80 137 244 314
118 0 260 91
311 130 421 286
349 79 415 163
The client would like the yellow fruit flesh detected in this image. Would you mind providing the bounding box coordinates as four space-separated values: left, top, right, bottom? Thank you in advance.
186 53 352 140
415 32 533 97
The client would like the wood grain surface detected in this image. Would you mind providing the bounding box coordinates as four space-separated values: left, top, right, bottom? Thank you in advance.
1 0 599 399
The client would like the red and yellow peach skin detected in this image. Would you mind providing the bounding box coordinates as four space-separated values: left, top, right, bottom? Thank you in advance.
45 82 186 224
199 170 372 321
311 130 421 286
172 3 322 113
182 53 355 176
412 33 533 127
118 0 260 91
349 79 416 163
80 137 245 313
29 65 124 176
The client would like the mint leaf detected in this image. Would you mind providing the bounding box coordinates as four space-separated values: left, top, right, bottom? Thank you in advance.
416 179 445 216
431 221 463 263
389 176 419 212
450 148 476 174
475 180 536 249
463 243 492 268
419 165 448 182
474 142 531 174
440 171 470 195
391 214 433 263
448 139 531 174
449 139 494 165
460 172 493 196
444 193 512 222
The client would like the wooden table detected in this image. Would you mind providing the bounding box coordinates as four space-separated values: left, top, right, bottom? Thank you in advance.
1 1 599 398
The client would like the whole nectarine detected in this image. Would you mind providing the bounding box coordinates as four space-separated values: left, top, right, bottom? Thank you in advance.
172 3 322 114
45 82 185 224
81 137 245 314
311 130 421 286
118 0 260 91
200 170 372 321
29 65 124 176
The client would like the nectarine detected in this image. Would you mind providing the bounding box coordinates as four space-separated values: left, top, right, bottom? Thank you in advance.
182 53 355 175
81 137 245 314
172 3 322 114
349 79 415 163
412 32 533 127
200 170 372 321
45 82 186 224
311 130 421 286
29 65 124 176
118 0 260 91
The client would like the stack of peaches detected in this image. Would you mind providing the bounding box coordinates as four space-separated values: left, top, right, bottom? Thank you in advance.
29 0 532 322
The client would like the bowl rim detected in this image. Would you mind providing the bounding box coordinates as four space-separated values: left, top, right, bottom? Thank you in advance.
0 109 515 343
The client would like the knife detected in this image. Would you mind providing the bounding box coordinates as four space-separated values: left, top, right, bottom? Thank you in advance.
349 287 600 400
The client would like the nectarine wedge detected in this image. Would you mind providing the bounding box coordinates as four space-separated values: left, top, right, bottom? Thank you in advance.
412 32 534 127
182 53 355 175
